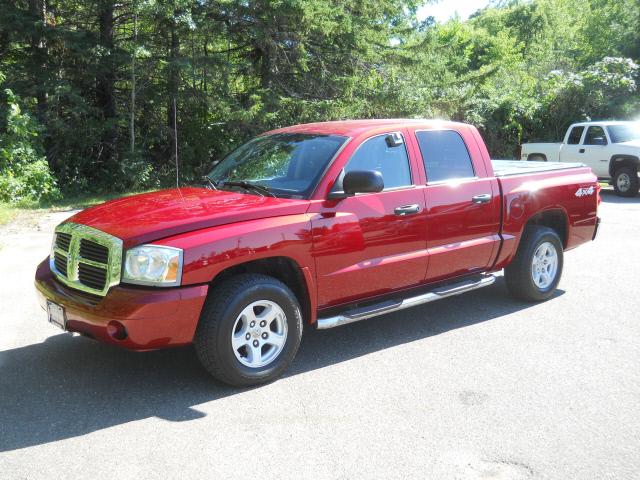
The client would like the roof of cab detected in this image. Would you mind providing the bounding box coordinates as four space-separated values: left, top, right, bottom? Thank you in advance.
570 120 638 127
265 119 469 137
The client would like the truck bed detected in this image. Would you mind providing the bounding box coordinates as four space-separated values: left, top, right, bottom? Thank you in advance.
491 160 584 177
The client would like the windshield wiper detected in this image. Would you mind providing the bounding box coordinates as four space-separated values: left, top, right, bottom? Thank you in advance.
201 175 218 190
222 181 275 197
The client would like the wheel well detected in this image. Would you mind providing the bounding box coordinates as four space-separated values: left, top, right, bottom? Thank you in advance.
210 257 311 323
525 210 568 248
609 155 639 177
527 153 547 161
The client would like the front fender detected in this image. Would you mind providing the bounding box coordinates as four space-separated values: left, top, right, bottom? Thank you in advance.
151 214 315 287
609 154 640 177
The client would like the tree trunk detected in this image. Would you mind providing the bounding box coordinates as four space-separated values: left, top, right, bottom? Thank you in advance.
260 42 273 89
29 0 48 121
167 19 180 166
130 12 137 154
97 0 117 163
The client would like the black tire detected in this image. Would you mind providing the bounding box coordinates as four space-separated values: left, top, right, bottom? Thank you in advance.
527 154 547 162
505 225 564 302
612 166 640 197
194 274 303 387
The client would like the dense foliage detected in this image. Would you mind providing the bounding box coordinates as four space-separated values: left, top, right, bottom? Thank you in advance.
0 0 638 201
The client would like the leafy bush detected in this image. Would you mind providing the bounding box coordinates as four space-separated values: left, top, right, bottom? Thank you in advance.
0 89 60 204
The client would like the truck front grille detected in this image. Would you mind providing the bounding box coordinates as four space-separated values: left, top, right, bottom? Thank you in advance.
55 232 72 251
53 252 68 277
80 239 110 264
78 263 108 290
50 223 123 296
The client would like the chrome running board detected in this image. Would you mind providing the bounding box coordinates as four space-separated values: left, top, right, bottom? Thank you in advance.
316 274 496 330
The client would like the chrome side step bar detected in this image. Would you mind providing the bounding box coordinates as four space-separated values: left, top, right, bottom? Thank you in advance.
316 274 496 330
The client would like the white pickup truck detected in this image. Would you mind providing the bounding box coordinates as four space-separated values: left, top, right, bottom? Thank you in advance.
521 121 640 197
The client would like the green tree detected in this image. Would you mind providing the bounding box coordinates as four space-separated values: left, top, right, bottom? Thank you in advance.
0 85 60 203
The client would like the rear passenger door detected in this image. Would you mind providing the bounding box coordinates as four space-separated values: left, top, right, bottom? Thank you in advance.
412 128 501 283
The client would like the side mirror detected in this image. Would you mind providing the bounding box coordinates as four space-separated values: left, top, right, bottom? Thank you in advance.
329 170 384 199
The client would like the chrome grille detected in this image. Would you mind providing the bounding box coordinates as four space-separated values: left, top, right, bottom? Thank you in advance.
54 252 68 277
80 239 109 264
78 263 108 290
56 232 72 251
50 223 123 296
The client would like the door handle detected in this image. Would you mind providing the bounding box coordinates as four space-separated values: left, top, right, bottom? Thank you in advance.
579 148 585 153
394 204 421 216
472 194 492 204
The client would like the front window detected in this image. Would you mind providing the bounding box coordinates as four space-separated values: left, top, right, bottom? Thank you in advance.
207 133 347 198
583 126 607 145
607 123 640 144
342 133 412 190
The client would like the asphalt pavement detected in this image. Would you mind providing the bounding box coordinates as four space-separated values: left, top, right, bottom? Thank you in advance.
0 189 638 479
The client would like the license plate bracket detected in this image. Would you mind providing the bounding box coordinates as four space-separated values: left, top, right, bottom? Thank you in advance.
47 301 67 330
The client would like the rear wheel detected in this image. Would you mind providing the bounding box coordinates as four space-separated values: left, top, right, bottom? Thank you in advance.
613 166 640 197
194 274 303 387
505 226 563 302
527 154 547 162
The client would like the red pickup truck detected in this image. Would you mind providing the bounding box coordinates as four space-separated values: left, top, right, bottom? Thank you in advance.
35 120 600 386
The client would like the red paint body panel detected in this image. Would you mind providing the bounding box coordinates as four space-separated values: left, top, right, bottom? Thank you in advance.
491 167 599 269
34 259 207 349
309 186 428 307
157 214 315 286
68 187 309 248
34 119 599 351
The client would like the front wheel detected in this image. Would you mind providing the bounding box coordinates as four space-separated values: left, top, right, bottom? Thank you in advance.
505 226 564 302
194 274 303 387
613 166 640 197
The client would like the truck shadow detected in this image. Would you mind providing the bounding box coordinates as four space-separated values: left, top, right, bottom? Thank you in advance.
0 277 562 452
599 189 640 203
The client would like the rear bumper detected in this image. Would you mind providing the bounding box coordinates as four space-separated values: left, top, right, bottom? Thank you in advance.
34 259 208 350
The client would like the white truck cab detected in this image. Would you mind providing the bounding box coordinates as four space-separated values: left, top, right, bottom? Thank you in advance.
521 121 640 197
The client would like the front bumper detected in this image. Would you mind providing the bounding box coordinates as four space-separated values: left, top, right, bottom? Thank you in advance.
34 259 208 350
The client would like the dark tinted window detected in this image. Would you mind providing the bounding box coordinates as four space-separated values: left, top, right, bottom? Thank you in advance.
416 130 475 182
343 133 411 189
584 126 607 145
567 126 584 144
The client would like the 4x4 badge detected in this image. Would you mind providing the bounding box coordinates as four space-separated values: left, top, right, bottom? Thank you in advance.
575 186 595 197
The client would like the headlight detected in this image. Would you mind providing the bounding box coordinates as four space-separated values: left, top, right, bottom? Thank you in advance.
123 245 183 286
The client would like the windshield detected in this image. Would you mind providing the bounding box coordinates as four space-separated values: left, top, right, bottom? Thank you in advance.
207 133 348 198
607 124 640 143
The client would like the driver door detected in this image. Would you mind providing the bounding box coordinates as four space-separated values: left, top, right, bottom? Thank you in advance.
580 125 610 177
311 131 428 308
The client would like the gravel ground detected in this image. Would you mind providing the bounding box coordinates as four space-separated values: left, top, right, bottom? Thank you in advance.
0 189 638 480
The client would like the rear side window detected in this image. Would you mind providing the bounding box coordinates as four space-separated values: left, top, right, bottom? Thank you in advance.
416 130 475 183
343 133 412 189
567 126 584 144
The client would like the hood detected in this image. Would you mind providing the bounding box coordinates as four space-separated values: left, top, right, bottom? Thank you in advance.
618 140 640 149
67 187 310 248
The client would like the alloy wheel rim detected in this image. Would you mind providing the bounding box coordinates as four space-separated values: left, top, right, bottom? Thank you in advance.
617 173 631 191
231 300 288 368
531 241 558 289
